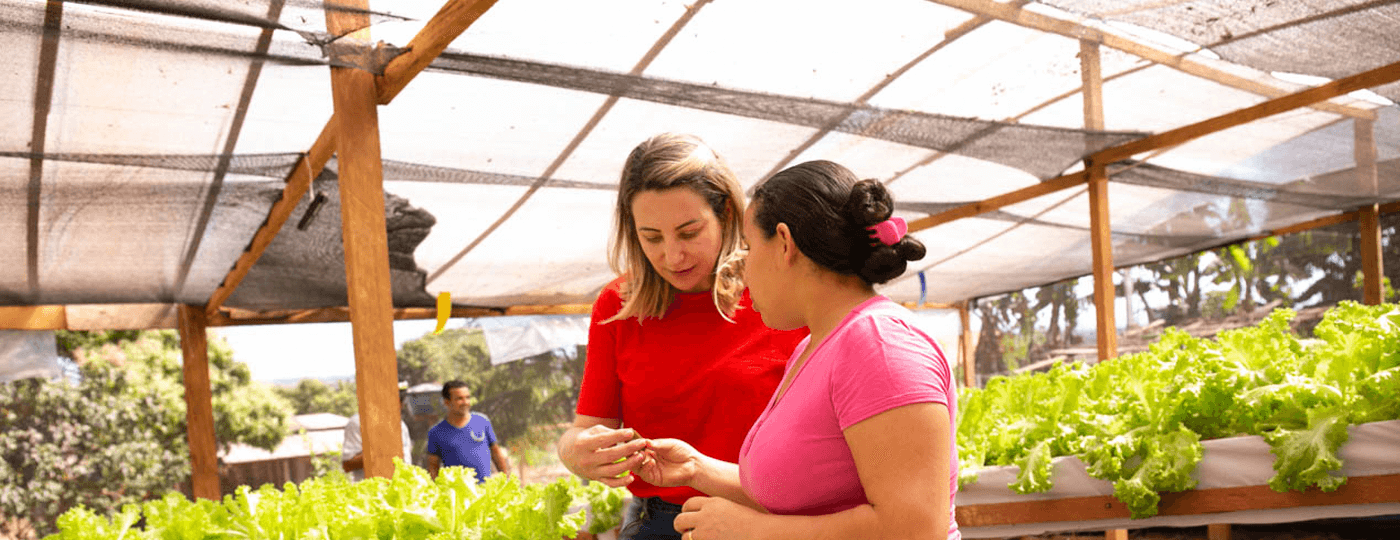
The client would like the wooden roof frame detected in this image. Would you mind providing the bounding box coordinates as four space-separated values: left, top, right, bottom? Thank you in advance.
203 0 1395 321
1 0 1396 523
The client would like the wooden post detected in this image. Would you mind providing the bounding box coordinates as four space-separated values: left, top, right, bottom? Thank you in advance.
1355 118 1384 305
959 300 976 388
177 304 220 500
1084 41 1124 540
1088 163 1118 361
1081 40 1118 363
1360 204 1383 305
327 0 401 479
1208 523 1233 540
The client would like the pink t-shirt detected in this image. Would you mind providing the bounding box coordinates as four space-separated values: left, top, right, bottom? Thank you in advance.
738 297 960 538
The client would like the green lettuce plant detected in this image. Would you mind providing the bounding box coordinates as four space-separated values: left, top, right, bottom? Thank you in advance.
43 461 628 540
957 301 1400 518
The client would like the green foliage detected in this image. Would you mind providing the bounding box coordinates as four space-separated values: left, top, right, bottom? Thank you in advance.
275 378 358 417
1 370 187 538
66 330 292 452
397 329 584 447
1 330 292 536
958 302 1400 519
42 460 629 540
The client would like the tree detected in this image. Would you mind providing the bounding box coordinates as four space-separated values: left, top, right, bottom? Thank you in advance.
275 378 357 417
0 330 291 536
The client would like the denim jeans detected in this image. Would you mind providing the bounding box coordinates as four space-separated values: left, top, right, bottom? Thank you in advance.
617 497 684 540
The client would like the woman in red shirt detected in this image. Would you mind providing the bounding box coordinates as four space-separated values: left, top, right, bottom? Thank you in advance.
557 133 805 540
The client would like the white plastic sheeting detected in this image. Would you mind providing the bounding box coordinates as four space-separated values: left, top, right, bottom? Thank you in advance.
0 0 1396 311
470 314 589 365
0 330 60 382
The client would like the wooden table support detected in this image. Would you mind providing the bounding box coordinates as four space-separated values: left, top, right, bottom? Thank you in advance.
955 473 1400 528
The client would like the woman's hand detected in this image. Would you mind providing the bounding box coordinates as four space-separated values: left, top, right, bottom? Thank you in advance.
673 496 762 540
558 424 648 487
633 438 702 488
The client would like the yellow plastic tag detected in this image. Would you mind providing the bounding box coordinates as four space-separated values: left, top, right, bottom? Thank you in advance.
433 291 450 334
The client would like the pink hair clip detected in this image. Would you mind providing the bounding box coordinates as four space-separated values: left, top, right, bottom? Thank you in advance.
866 216 907 246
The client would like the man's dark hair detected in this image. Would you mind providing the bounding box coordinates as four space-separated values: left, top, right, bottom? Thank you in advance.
441 380 469 400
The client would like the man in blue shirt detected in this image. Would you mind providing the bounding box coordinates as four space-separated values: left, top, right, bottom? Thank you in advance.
426 380 512 483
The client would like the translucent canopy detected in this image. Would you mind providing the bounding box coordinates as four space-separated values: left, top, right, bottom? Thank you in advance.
1 0 1396 311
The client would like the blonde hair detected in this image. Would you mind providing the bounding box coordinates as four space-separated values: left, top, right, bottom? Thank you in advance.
605 133 746 323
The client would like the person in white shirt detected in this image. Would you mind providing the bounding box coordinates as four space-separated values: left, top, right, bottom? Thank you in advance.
341 387 414 481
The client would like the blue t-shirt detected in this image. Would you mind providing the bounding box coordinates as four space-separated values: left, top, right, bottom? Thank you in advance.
426 412 497 483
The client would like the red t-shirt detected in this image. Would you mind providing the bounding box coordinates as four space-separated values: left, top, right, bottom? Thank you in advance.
577 277 806 504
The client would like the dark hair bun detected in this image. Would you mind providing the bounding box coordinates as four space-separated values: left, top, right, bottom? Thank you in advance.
844 180 926 284
753 161 926 285
843 180 893 226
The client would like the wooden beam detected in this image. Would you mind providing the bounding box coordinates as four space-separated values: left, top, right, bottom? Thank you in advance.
503 303 595 316
327 0 400 480
900 301 960 310
959 301 976 388
1080 40 1105 132
208 0 494 315
1105 530 1129 540
957 473 1400 527
0 306 66 330
1247 212 1359 242
0 304 182 330
907 170 1089 233
376 0 499 104
1094 60 1400 165
1356 118 1384 306
212 305 495 325
176 305 220 501
929 0 1375 119
1208 523 1233 540
1243 200 1400 245
65 304 177 330
907 72 1397 241
207 303 591 326
1088 163 1118 361
0 302 594 329
206 120 337 317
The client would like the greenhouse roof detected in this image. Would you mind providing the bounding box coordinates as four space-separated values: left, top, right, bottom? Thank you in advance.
2 0 1398 317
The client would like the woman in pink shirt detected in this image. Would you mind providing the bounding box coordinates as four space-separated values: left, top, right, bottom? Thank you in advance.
635 160 960 540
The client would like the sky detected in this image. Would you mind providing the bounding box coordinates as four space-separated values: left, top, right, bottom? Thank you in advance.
212 319 444 383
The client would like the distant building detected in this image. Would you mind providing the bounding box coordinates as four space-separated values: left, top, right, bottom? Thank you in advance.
216 413 348 494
